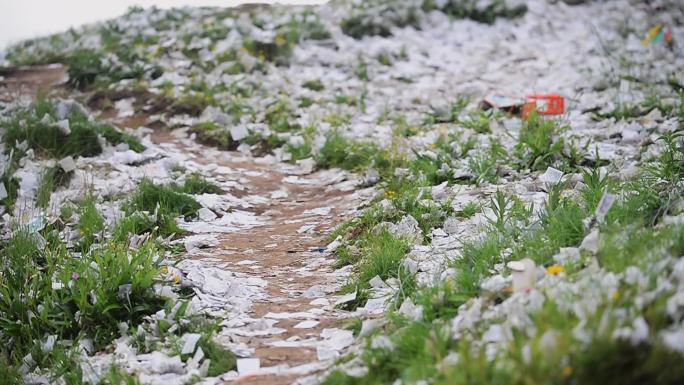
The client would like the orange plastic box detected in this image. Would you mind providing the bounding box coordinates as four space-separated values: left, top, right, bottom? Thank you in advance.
522 94 565 120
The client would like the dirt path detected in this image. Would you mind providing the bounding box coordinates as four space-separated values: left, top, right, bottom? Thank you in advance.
0 64 67 102
154 133 362 384
2 67 365 384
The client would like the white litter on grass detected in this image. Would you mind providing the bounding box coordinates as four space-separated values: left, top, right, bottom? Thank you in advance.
507 258 537 293
181 333 201 355
58 156 76 172
539 167 564 185
55 119 70 135
334 292 356 306
595 191 617 223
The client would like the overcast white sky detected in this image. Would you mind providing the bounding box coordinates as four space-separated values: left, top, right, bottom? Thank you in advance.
0 0 326 49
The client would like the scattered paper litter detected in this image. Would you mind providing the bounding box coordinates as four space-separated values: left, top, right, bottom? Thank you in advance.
58 156 76 172
293 320 320 329
181 333 201 355
539 167 564 185
264 311 318 320
237 358 260 376
302 207 332 216
595 191 617 223
334 292 356 306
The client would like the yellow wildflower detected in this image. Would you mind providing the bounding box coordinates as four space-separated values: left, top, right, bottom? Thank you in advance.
385 191 397 199
562 366 573 377
172 274 182 285
160 266 168 274
612 291 620 301
546 264 565 275
274 34 287 46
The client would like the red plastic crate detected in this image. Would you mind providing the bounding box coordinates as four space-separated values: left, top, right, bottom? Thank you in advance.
522 94 565 119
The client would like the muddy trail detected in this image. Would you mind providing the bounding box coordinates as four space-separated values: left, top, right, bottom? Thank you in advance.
1 66 367 384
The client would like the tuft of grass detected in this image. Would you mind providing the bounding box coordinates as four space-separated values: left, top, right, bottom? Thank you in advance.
190 122 237 150
423 0 528 24
453 233 509 297
341 4 421 39
514 112 569 171
36 166 73 209
355 231 411 287
317 132 386 171
66 49 106 90
124 178 201 219
178 173 223 195
468 139 507 185
202 338 237 376
77 195 106 252
459 111 491 133
302 79 325 91
2 98 145 159
265 99 300 133
0 231 165 364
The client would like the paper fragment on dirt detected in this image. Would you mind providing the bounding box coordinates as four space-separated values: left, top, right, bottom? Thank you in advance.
294 320 320 329
237 358 261 376
264 311 319 320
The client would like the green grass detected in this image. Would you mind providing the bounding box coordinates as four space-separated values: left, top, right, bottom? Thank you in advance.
0 230 165 367
124 178 201 219
459 110 491 133
265 99 300 133
116 178 201 239
178 173 223 195
342 231 413 309
78 195 106 252
324 127 684 385
190 122 237 150
316 132 386 171
65 48 159 91
302 79 325 91
514 112 569 171
341 4 421 39
36 166 73 209
423 0 528 24
202 338 237 376
2 98 145 159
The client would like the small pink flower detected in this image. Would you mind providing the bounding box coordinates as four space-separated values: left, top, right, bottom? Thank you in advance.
71 272 80 281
